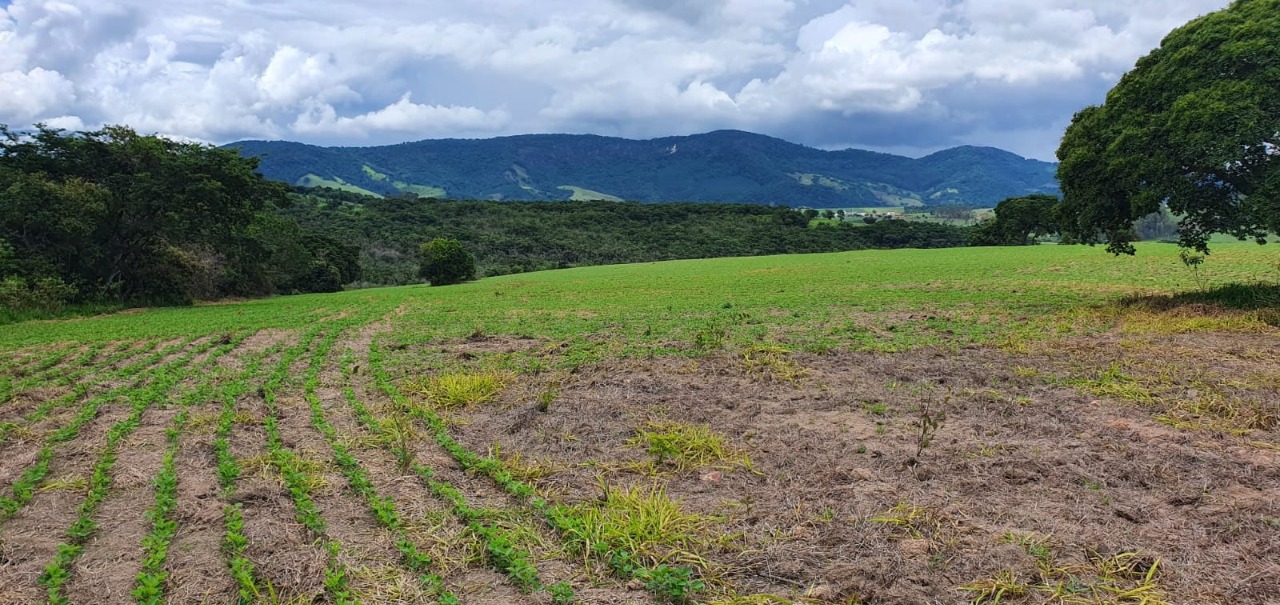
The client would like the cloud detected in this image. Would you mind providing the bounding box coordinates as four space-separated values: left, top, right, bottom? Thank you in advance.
0 67 75 121
0 0 1235 159
292 94 510 139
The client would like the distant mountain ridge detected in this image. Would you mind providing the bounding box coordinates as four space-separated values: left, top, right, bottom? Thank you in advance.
228 130 1059 206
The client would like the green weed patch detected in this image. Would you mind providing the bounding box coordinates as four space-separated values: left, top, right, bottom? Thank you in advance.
629 421 751 472
406 371 510 410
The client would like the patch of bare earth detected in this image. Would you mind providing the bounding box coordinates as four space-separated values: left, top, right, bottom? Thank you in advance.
165 408 236 604
228 387 328 601
444 332 1279 605
217 329 295 373
0 402 135 605
63 408 177 604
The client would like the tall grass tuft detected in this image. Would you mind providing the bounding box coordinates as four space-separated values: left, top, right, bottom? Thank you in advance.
406 371 510 410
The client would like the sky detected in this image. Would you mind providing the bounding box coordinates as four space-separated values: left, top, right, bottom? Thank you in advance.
0 0 1233 160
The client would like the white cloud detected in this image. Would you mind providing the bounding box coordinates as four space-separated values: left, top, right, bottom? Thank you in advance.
293 94 510 138
0 67 75 121
40 114 85 130
0 0 1237 158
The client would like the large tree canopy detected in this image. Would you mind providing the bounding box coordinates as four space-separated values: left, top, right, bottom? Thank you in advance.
0 125 358 311
968 194 1060 246
1056 0 1280 254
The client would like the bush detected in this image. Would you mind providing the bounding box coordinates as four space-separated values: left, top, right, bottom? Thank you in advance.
0 238 15 276
0 275 78 315
299 261 343 294
417 238 476 286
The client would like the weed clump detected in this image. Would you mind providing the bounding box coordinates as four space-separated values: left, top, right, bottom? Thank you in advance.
629 421 750 471
870 502 940 540
407 371 510 409
962 535 1170 605
552 481 712 570
739 344 807 382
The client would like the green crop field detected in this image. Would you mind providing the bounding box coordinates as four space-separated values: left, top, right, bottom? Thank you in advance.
0 242 1276 604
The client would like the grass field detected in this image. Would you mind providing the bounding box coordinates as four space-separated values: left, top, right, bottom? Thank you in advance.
295 174 383 198
0 242 1277 604
558 186 624 202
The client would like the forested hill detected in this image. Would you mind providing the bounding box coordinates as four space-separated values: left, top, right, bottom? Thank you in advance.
228 130 1058 206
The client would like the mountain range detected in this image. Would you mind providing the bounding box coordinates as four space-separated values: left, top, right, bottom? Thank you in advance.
229 130 1059 207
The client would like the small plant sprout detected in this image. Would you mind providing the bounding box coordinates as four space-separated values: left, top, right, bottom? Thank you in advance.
536 376 561 413
1179 248 1207 292
914 395 948 460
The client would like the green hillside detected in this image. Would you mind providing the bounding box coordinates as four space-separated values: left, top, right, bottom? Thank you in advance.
228 130 1058 206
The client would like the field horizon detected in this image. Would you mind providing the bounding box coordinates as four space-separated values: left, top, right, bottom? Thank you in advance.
1 242 1277 604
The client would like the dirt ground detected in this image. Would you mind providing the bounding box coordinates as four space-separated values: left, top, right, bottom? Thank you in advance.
446 331 1280 605
1 320 1276 605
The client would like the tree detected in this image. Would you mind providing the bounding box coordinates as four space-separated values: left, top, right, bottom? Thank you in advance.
968 194 1060 246
0 124 291 305
0 237 14 276
1056 0 1280 255
417 237 475 286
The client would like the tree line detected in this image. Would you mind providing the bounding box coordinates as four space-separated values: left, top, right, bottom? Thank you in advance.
0 125 359 322
281 189 971 285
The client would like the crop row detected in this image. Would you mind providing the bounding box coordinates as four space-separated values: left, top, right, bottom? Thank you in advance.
0 342 80 382
0 340 143 406
340 342 567 603
308 344 459 602
0 337 215 520
259 327 357 604
369 337 711 604
39 333 245 603
0 338 188 446
219 327 325 603
132 408 187 604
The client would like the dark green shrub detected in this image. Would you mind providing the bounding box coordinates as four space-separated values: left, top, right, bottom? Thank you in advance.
417 238 476 286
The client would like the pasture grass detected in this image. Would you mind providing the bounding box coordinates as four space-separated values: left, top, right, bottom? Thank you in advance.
4 242 1273 358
